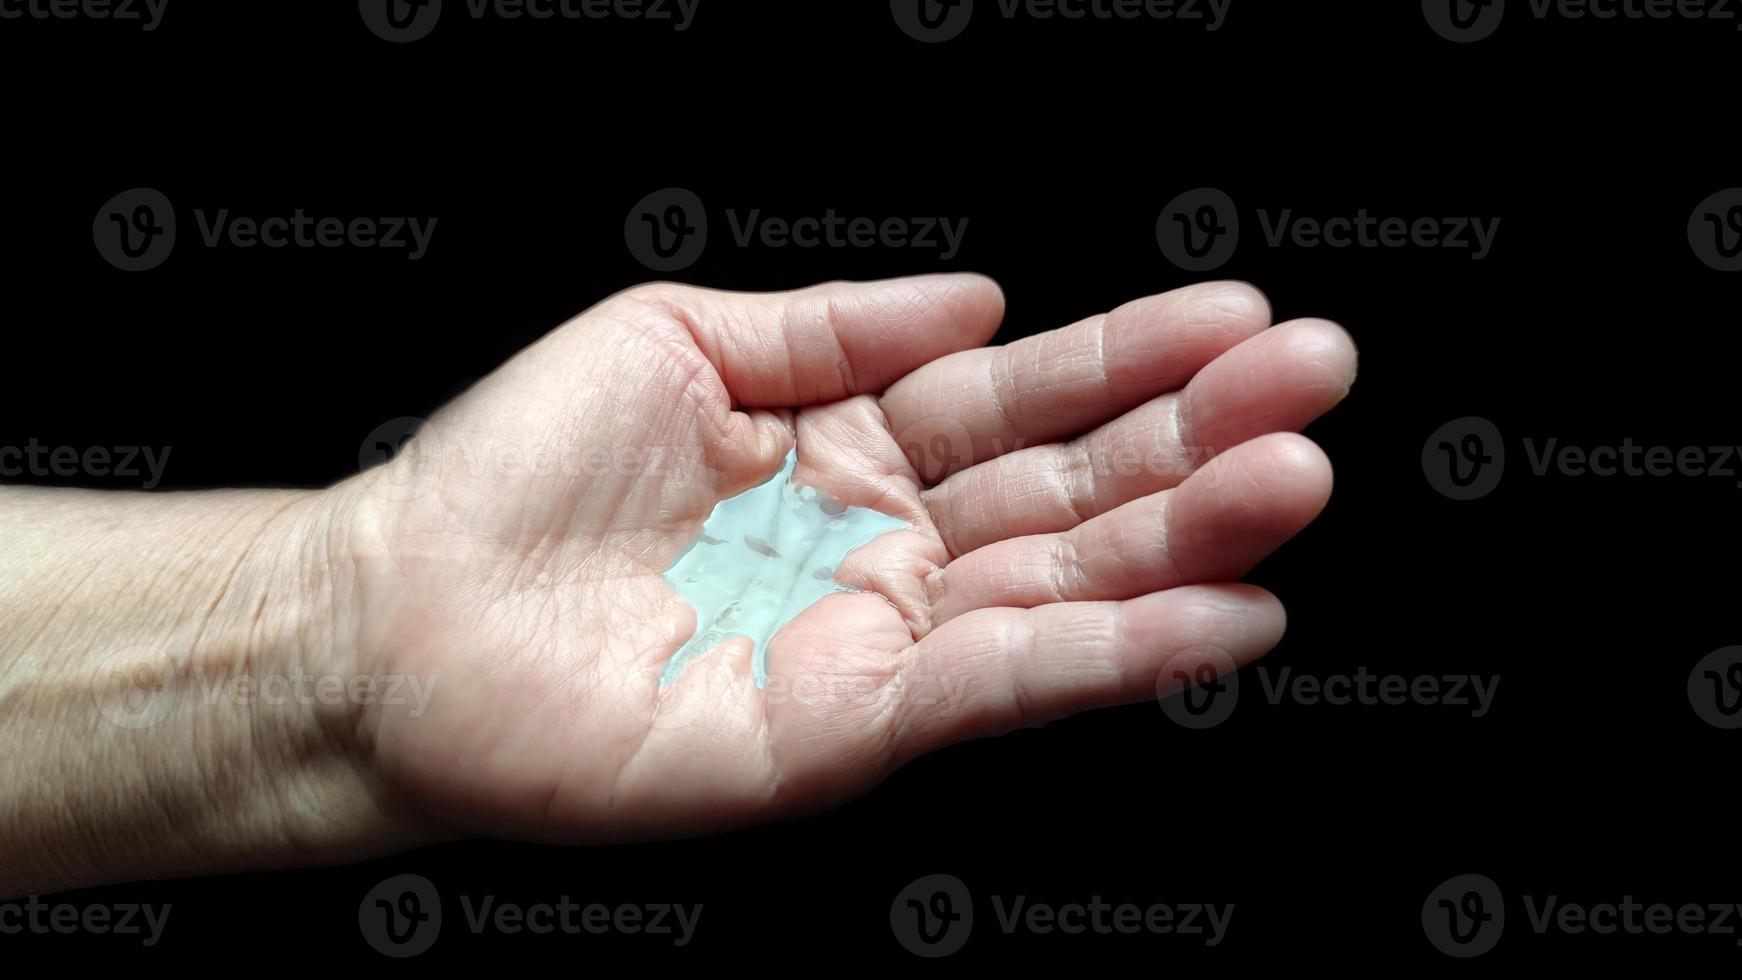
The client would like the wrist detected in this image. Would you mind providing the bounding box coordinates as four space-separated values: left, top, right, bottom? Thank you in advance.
0 485 421 897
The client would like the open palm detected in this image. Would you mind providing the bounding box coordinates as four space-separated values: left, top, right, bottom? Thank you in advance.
338 275 1356 843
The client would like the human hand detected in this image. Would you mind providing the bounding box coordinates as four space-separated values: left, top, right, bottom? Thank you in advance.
329 274 1356 842
0 275 1356 895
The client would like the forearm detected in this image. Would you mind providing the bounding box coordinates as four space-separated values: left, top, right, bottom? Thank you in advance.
0 486 402 898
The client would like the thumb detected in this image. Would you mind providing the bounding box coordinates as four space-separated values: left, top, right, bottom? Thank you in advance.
618 274 1006 408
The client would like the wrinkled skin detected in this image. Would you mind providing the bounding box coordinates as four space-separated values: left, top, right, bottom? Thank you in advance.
335 275 1357 843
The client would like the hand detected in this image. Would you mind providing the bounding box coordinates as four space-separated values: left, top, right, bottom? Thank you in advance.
331 275 1356 842
0 275 1356 895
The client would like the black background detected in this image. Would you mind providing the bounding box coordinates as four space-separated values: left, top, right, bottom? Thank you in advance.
2 0 1738 968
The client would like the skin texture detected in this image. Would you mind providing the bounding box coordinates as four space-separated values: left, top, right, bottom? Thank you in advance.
0 275 1356 897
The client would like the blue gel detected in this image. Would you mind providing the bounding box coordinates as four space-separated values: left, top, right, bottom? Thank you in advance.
660 449 909 687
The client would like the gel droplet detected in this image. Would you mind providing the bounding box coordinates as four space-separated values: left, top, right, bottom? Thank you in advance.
659 450 908 687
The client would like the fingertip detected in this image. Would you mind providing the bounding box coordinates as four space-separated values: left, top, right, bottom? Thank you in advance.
1134 583 1288 690
1167 433 1333 581
1162 280 1272 346
897 271 1007 346
1182 583 1287 645
1201 279 1273 327
958 273 1008 343
1097 281 1273 394
1191 431 1333 507
1223 583 1288 655
798 273 1007 392
1272 318 1359 398
1254 431 1335 518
